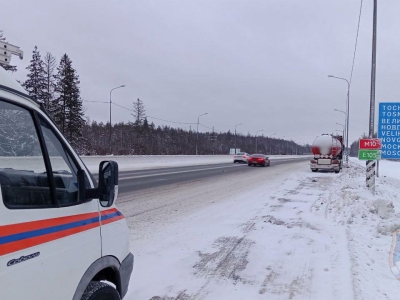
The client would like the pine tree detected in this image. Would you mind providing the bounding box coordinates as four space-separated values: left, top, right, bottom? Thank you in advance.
132 98 146 125
22 46 47 102
0 30 17 72
54 54 85 151
131 98 146 154
43 52 56 111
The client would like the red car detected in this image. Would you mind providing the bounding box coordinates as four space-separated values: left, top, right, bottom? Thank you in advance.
248 154 270 167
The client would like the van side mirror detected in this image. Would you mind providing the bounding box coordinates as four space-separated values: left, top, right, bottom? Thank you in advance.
98 161 119 207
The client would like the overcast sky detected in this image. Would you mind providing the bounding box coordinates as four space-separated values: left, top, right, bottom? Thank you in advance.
3 0 400 145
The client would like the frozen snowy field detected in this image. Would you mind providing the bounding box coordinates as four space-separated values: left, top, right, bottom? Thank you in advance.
119 158 400 300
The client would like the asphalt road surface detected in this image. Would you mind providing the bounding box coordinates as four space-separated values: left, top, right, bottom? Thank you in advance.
118 157 310 194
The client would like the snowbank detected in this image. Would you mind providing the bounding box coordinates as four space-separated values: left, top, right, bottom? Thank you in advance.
310 159 400 299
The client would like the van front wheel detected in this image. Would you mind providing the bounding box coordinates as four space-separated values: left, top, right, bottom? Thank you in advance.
81 281 120 300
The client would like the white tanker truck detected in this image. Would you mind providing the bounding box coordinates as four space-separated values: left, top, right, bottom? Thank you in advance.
310 134 344 173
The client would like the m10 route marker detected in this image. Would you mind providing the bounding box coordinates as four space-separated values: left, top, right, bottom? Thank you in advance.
359 138 381 193
359 138 382 161
359 138 382 150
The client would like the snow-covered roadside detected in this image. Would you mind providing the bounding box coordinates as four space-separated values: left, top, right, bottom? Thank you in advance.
353 158 400 181
120 157 400 299
80 155 306 173
321 159 400 299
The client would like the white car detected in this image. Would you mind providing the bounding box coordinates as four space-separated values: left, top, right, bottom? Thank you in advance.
233 152 250 163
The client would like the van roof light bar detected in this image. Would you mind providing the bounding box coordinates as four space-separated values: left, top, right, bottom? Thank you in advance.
0 41 23 66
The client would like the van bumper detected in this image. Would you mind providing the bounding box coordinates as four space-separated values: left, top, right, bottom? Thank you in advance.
120 252 134 299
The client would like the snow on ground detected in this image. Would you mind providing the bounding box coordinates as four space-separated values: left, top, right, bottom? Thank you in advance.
120 158 400 300
354 158 400 181
80 155 305 173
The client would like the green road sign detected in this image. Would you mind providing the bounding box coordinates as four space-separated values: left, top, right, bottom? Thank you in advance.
358 149 381 160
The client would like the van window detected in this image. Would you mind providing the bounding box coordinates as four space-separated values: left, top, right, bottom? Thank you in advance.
39 117 84 206
0 100 52 207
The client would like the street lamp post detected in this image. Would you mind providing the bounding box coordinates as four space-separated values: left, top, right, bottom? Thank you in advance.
336 122 345 131
336 123 345 149
234 123 243 154
334 108 347 146
267 133 276 154
328 75 350 166
196 113 208 155
255 129 263 153
280 136 286 154
109 85 125 154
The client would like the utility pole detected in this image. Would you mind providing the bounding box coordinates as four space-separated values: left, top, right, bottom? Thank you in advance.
366 0 378 194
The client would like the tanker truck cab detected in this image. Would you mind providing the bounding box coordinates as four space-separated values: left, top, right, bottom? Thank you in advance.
0 66 133 298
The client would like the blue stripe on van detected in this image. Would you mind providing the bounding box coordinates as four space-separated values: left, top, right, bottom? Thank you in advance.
0 211 121 246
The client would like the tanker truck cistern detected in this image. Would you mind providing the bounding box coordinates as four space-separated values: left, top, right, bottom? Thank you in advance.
310 134 344 173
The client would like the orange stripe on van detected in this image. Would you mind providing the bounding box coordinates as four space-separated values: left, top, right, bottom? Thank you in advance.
102 215 125 226
0 221 100 256
0 211 100 238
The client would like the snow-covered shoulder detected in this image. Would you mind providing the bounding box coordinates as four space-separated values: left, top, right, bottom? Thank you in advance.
121 158 400 299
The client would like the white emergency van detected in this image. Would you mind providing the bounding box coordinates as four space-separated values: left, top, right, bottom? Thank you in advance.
0 44 133 300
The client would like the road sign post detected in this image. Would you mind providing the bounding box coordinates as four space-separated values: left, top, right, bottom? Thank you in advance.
366 0 378 194
359 138 381 193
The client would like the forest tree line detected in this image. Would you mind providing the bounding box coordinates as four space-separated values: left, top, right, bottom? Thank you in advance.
83 117 312 156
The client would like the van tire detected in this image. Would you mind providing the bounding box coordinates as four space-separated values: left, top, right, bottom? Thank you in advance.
81 281 120 300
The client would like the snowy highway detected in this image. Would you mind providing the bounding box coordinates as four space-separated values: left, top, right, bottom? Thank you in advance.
116 158 400 300
117 157 310 193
